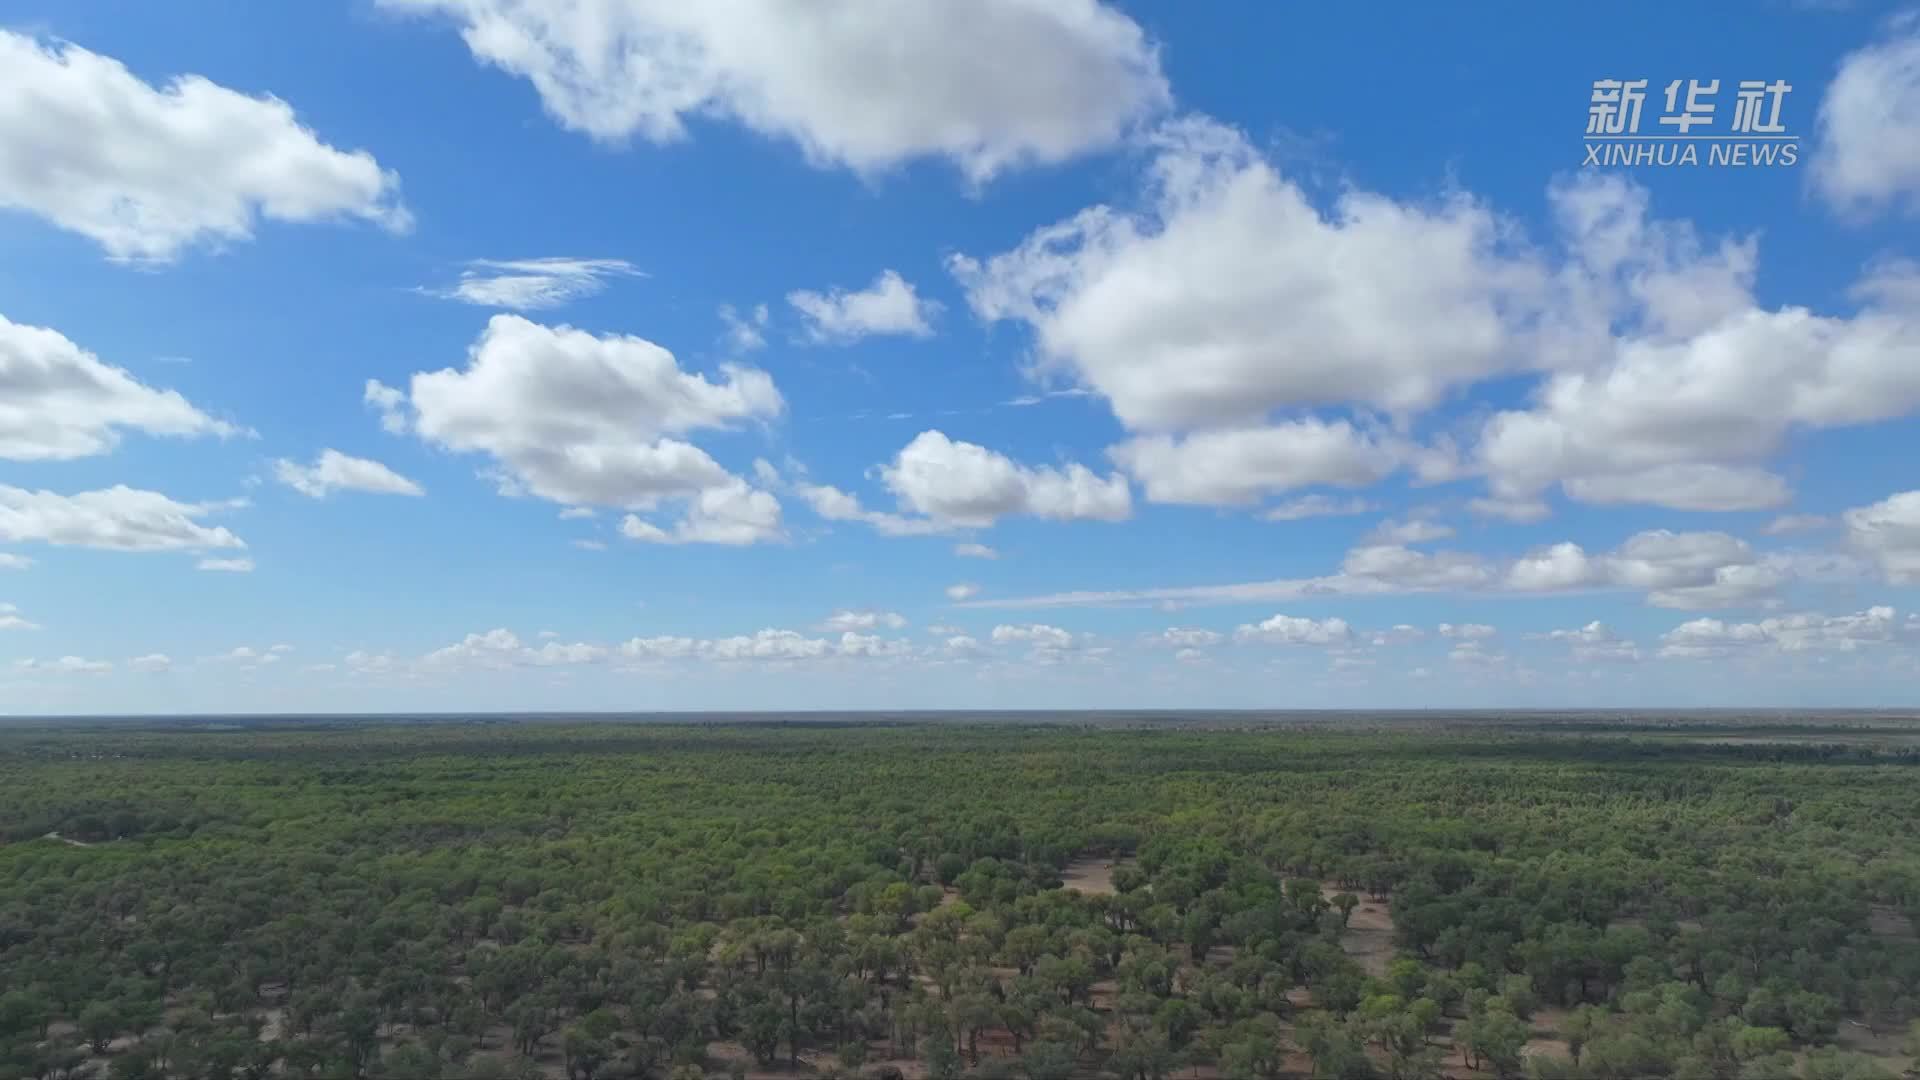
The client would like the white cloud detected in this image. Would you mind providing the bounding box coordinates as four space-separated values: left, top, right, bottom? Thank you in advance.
15 655 111 675
572 539 607 551
946 583 981 601
1152 627 1223 648
388 314 783 536
427 257 642 310
1110 420 1400 506
197 557 255 573
941 634 988 660
955 542 999 559
1813 20 1920 219
1660 606 1900 658
788 270 938 343
990 623 1089 663
1447 641 1508 667
818 609 908 633
0 314 239 461
1538 621 1642 663
421 628 613 671
0 484 246 552
879 430 1130 527
1438 622 1497 640
615 628 916 665
558 507 596 520
1262 494 1375 521
1369 624 1426 646
208 645 285 671
619 479 784 546
0 30 408 261
1468 496 1551 523
1561 464 1791 512
344 649 403 675
274 449 425 499
795 482 948 537
1479 179 1920 510
0 602 37 631
364 379 409 435
1843 489 1920 582
951 116 1550 431
966 528 1784 612
0 554 29 570
379 0 1168 182
1234 614 1353 646
128 653 171 673
720 303 770 353
1763 513 1834 535
1365 518 1455 545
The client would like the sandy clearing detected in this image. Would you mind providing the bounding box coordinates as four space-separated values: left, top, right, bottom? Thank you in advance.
1057 855 1137 896
1324 885 1395 977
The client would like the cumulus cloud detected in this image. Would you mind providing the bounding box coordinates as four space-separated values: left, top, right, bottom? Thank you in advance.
197 557 255 573
1152 627 1224 648
1763 513 1834 535
946 583 981 601
1262 494 1375 521
378 0 1169 182
947 117 1920 521
1561 464 1791 512
964 529 1787 612
1660 605 1900 658
788 270 939 343
0 314 239 461
619 628 912 664
619 479 783 546
274 449 425 499
1438 622 1497 640
1478 177 1920 510
420 628 611 671
954 542 1000 559
364 379 409 434
385 314 784 543
0 554 29 570
15 655 111 675
0 30 408 261
1234 614 1352 646
1110 420 1400 506
128 653 171 673
879 430 1130 527
990 623 1093 663
205 645 282 671
0 603 38 631
951 116 1549 431
1813 19 1920 219
818 609 908 632
426 257 642 310
1365 517 1455 545
1369 624 1426 646
1468 496 1551 523
720 303 771 353
1537 621 1643 662
793 482 943 537
1843 489 1920 582
0 484 246 552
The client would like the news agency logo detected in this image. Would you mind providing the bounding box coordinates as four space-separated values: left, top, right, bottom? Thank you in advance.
1584 79 1799 167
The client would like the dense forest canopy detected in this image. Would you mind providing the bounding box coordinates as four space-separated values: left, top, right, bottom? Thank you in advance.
3 718 1920 1080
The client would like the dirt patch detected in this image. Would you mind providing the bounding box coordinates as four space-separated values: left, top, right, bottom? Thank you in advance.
1058 855 1136 896
1325 885 1396 977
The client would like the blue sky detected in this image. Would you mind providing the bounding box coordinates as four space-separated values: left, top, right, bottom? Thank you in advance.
4 1 1920 713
